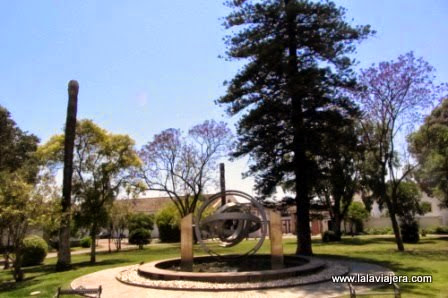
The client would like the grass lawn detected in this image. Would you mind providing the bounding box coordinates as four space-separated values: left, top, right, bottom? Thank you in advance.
1 235 447 297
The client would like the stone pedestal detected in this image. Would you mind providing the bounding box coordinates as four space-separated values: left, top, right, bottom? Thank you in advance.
180 213 193 271
269 210 284 269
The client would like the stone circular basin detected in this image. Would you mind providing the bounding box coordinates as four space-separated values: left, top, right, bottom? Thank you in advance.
138 255 325 283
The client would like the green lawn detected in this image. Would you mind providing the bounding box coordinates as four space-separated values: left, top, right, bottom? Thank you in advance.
1 236 447 297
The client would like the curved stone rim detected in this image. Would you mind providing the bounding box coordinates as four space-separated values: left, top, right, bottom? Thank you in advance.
116 259 352 291
137 255 325 283
194 190 268 259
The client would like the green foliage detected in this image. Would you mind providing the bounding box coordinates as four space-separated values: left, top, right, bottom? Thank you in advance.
128 213 154 232
390 181 422 243
155 203 180 243
127 213 153 249
0 105 39 178
128 228 151 249
423 226 448 234
346 202 369 233
364 227 393 235
347 202 369 223
393 181 422 217
22 236 48 267
39 119 141 263
409 98 448 209
80 237 92 248
420 202 432 214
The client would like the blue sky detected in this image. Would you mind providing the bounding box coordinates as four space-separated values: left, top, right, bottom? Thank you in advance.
1 0 447 196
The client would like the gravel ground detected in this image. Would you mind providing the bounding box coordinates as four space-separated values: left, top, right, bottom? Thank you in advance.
71 258 394 298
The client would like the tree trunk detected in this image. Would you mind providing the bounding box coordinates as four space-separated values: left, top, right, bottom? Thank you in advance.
12 235 24 282
332 212 342 241
3 232 10 269
295 186 313 255
90 223 97 264
386 200 405 251
13 247 24 282
57 80 79 271
283 0 312 256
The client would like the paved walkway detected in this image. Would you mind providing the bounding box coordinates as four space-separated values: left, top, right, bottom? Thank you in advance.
71 259 393 298
45 239 136 259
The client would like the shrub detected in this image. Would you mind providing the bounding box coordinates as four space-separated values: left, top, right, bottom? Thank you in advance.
129 228 151 249
435 226 448 234
155 203 180 243
364 227 393 235
322 231 339 242
22 236 48 267
346 202 369 234
400 220 420 243
128 213 154 232
80 236 92 248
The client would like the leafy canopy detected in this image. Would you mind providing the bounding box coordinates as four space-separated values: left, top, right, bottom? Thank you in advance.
409 98 448 208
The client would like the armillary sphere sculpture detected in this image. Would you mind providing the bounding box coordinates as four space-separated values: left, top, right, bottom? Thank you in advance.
194 190 267 259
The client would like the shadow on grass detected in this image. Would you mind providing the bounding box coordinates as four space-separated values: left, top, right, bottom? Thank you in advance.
0 258 127 294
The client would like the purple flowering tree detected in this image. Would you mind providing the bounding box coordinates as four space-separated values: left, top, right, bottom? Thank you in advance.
352 52 446 251
138 120 233 216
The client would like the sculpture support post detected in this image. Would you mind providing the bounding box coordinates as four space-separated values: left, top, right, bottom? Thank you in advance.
220 163 226 206
181 213 193 271
269 210 284 269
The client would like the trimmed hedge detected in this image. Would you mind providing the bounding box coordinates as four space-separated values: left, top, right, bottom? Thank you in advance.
22 236 48 267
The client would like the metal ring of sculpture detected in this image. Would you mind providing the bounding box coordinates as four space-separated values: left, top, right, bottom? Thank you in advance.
194 190 267 259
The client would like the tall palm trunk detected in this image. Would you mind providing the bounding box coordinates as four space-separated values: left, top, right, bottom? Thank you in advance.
56 80 79 271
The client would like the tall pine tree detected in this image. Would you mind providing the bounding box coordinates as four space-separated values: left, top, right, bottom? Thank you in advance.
218 0 371 255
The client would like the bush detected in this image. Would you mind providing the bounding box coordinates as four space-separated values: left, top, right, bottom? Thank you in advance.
400 220 420 243
128 213 154 232
155 203 180 243
129 228 151 249
22 236 48 267
80 236 92 248
322 231 339 242
435 226 448 234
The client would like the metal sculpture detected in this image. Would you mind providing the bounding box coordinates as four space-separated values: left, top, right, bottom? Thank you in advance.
194 190 267 258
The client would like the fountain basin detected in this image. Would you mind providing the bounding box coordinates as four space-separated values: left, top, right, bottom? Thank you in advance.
138 255 325 283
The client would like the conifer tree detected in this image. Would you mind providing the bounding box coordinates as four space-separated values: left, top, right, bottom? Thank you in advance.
218 0 371 254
